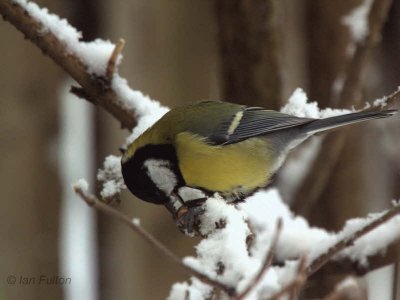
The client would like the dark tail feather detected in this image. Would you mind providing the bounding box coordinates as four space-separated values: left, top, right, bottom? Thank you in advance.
302 109 397 135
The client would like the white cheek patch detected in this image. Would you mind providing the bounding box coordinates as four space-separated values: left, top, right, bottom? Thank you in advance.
143 159 177 196
178 186 206 202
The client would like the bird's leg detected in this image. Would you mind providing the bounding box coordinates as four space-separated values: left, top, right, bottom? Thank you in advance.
175 199 207 236
163 197 181 216
164 188 208 235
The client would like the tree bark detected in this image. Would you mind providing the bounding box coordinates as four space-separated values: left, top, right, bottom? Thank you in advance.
216 0 282 108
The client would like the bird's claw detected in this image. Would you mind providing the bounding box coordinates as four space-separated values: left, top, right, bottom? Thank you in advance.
175 205 205 235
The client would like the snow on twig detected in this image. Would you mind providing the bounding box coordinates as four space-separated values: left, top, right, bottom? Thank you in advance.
73 182 235 297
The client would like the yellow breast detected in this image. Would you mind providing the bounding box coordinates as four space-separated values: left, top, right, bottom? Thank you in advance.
174 132 273 195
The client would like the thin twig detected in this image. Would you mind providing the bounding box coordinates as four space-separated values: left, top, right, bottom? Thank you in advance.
235 218 283 300
0 0 136 129
73 186 235 297
315 237 400 277
288 259 306 300
106 38 125 79
268 257 307 300
372 88 400 110
307 204 400 276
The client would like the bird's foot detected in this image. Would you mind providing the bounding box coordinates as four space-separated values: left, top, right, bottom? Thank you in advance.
175 203 206 236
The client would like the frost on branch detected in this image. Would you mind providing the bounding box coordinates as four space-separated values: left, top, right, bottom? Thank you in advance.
170 190 316 299
111 75 169 144
281 88 351 118
3 0 168 130
72 178 89 193
336 207 400 265
14 0 170 117
12 0 116 75
7 0 169 200
169 190 400 299
97 155 125 200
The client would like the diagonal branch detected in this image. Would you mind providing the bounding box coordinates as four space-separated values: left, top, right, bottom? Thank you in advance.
0 0 136 130
73 185 236 297
315 237 400 278
269 256 308 300
307 204 400 276
106 38 125 80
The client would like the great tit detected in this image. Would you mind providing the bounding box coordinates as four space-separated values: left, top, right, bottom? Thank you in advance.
121 101 396 231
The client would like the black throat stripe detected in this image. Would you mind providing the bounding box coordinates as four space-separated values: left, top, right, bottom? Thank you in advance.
121 144 185 204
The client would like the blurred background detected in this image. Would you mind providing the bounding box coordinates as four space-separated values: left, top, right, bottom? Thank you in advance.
1 0 400 299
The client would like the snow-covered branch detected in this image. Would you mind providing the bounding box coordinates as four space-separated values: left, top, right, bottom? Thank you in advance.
0 0 168 131
73 182 235 297
308 203 400 276
171 190 400 299
317 238 400 277
75 183 400 299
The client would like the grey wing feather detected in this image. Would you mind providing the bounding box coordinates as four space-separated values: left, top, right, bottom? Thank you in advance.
209 107 314 145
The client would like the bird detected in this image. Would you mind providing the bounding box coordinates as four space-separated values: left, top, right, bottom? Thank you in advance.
121 100 397 233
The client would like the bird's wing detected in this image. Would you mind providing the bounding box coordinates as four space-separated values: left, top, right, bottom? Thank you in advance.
208 107 314 145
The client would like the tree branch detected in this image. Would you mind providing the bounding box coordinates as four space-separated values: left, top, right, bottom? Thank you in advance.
269 256 307 300
0 0 136 130
106 38 125 80
316 238 400 277
308 204 400 276
73 186 235 297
